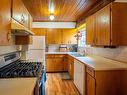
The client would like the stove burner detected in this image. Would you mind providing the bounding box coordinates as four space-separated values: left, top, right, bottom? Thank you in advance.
0 61 43 78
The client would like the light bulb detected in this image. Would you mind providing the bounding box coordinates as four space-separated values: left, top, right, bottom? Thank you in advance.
49 15 55 20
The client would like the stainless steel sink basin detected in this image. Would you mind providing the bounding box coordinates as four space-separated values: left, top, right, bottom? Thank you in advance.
70 54 83 57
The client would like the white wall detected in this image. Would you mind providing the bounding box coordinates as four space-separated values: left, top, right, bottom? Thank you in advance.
32 22 76 28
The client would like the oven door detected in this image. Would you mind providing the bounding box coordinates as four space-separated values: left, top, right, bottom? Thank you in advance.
35 70 46 95
39 70 46 95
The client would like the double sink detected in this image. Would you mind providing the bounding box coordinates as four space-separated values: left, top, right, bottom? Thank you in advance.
69 53 84 57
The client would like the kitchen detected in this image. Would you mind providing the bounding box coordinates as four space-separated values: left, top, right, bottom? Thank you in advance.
0 0 127 95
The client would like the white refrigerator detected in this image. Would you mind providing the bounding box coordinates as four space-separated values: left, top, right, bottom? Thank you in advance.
26 36 45 65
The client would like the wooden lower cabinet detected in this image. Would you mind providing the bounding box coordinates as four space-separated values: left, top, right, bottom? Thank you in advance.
46 55 54 72
86 73 95 95
86 66 127 95
67 55 74 79
46 54 67 72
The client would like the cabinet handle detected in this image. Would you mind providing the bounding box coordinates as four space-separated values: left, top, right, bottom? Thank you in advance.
7 31 11 42
21 14 25 23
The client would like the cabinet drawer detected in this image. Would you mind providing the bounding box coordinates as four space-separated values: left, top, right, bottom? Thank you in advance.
86 66 95 77
46 54 54 58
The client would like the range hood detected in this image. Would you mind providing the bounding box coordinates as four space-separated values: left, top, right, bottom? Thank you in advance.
11 18 34 36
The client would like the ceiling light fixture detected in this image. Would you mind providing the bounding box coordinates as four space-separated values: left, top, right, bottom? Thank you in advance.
49 0 55 14
49 14 55 20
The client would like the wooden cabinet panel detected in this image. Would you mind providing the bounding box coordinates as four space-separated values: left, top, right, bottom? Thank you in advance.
46 54 67 72
46 57 54 72
54 57 64 71
86 73 95 95
12 0 29 28
86 15 95 45
32 28 77 44
62 29 77 44
46 29 55 44
46 54 54 72
15 36 32 45
47 29 62 44
86 66 127 95
86 2 127 46
0 0 12 45
32 28 46 36
68 55 74 79
111 3 127 45
95 4 110 46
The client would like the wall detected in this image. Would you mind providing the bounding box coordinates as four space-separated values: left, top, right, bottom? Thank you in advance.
78 46 127 63
32 22 76 28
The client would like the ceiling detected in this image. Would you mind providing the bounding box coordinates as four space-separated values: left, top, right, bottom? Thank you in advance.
22 0 101 22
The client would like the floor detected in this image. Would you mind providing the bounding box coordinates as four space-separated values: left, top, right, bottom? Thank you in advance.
45 73 80 95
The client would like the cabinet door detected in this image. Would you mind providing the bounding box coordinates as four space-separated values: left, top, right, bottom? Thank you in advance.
46 29 55 44
0 0 12 45
63 55 68 71
56 30 62 44
68 58 74 79
86 15 95 45
54 57 64 71
62 29 77 44
54 54 65 71
68 55 74 79
86 73 95 95
53 29 62 44
95 4 111 46
46 29 62 44
12 0 29 28
46 55 54 72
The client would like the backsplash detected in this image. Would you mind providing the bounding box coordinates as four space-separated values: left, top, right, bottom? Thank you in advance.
47 44 78 52
78 46 127 63
0 45 18 55
0 36 18 56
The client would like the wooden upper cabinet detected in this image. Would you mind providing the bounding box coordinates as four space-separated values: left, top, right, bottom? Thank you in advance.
86 15 95 45
86 2 127 46
95 4 110 46
12 0 29 28
111 3 127 45
33 28 77 44
0 0 12 45
62 29 77 44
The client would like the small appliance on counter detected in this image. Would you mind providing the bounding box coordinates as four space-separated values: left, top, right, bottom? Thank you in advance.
59 44 67 52
0 52 46 95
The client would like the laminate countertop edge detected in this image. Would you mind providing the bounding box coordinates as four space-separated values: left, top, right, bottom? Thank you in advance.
0 78 37 95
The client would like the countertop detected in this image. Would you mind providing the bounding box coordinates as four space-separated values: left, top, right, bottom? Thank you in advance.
75 55 127 70
0 78 37 95
46 52 127 70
